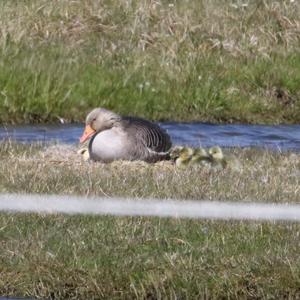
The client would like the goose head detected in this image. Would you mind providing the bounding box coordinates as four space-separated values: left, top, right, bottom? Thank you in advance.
80 108 121 143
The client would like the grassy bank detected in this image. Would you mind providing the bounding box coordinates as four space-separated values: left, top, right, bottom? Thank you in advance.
0 0 300 124
0 142 300 299
1 142 300 202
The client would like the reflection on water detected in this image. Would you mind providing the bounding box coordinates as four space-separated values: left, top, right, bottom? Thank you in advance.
1 122 300 151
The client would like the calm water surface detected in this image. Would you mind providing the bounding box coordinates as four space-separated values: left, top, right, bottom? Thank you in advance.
1 123 300 151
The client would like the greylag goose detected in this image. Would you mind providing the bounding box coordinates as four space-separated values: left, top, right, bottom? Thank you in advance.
80 108 172 163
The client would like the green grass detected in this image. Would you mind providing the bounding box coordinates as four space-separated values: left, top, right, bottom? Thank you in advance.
1 215 299 299
0 0 300 124
0 142 300 298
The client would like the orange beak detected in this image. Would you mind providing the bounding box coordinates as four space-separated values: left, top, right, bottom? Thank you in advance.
80 124 96 143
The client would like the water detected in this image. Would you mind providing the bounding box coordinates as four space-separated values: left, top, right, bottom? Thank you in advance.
1 122 300 151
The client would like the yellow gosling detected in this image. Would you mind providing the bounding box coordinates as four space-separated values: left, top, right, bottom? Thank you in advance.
208 146 242 171
77 147 90 161
190 148 211 166
208 146 226 169
209 146 224 160
175 147 194 168
169 146 184 160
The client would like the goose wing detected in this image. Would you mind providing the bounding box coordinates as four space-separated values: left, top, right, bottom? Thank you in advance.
122 116 172 153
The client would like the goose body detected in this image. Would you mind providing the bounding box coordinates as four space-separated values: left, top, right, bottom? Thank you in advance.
80 108 172 163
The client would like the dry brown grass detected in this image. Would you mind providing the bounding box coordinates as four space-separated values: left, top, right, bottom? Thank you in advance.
1 141 300 202
1 0 299 60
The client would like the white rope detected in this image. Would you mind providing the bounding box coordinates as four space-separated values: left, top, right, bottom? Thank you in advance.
0 194 300 221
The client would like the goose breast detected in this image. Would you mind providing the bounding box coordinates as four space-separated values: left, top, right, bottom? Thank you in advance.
89 127 130 162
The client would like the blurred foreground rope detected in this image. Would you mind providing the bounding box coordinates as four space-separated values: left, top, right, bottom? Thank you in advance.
0 194 300 221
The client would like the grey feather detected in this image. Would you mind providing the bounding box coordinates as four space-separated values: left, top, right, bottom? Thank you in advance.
121 116 172 162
